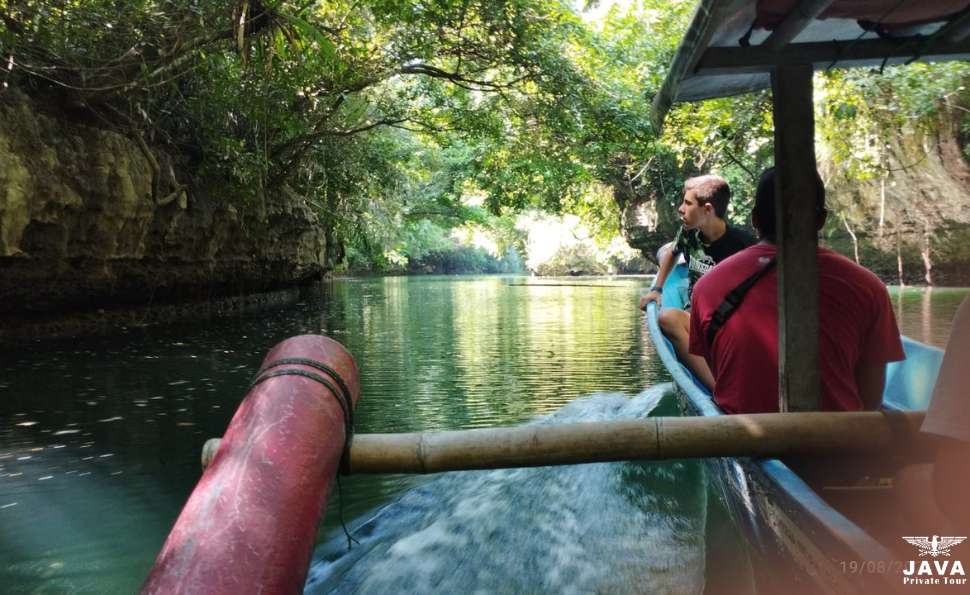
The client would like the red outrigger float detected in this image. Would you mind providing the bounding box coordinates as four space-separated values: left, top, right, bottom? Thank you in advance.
141 335 359 595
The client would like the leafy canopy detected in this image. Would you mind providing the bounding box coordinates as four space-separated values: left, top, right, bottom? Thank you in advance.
5 1 966 271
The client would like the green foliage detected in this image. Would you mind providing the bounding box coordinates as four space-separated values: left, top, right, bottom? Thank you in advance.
818 63 970 182
534 243 608 276
2 0 671 269
559 183 623 244
411 246 525 275
661 93 774 225
5 0 963 274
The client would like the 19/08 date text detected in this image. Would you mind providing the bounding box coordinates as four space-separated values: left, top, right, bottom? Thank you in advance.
839 560 903 575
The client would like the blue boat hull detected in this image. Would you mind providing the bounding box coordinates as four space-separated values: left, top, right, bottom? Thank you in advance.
646 264 944 594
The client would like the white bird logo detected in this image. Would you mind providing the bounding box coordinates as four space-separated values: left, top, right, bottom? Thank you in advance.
902 536 967 557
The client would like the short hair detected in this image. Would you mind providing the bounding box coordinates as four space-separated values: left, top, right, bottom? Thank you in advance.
752 167 826 242
684 175 731 218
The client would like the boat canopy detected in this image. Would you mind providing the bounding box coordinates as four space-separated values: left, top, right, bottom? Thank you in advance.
652 0 970 131
650 0 970 412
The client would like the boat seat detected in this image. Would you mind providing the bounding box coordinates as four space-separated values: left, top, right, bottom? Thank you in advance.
883 337 944 410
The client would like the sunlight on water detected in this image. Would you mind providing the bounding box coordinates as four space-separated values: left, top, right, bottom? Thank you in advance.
0 275 660 592
0 277 962 592
305 386 707 595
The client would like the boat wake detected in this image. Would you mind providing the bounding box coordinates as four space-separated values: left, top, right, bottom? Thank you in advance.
304 385 707 595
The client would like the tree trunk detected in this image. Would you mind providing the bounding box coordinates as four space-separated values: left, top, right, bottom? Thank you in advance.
896 228 905 287
878 177 886 239
840 214 860 264
921 224 934 286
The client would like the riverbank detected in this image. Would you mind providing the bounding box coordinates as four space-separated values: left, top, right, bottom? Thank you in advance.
0 284 314 345
3 273 964 347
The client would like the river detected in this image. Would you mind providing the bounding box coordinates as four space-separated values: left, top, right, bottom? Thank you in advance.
0 276 965 593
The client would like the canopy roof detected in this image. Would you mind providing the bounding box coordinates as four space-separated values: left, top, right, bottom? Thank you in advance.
651 0 970 130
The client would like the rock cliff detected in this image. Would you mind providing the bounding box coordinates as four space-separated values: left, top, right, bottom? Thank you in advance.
0 90 328 320
821 111 970 286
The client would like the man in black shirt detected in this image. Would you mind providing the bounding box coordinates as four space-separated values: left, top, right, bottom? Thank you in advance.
639 174 755 389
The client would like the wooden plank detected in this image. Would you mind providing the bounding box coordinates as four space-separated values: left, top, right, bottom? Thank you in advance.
201 411 927 473
695 38 970 76
650 0 720 133
771 64 819 412
650 0 750 133
761 0 835 51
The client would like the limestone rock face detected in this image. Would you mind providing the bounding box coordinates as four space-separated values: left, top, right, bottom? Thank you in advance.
613 160 682 266
620 194 674 263
0 91 327 316
821 115 970 286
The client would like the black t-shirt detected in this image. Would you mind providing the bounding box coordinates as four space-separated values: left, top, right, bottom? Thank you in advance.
706 225 757 263
675 224 757 298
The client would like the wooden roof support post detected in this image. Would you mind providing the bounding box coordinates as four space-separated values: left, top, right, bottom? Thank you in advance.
771 64 820 412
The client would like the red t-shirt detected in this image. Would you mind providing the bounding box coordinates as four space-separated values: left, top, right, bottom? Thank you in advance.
689 243 905 413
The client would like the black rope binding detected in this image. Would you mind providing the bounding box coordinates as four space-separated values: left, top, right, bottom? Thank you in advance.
255 357 355 409
251 357 355 469
249 356 358 549
826 39 845 71
335 474 360 550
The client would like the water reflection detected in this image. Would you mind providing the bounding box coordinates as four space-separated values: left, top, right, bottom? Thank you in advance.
888 286 968 347
0 275 658 591
0 277 963 592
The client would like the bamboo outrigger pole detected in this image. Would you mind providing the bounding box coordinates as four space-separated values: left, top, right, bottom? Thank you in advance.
201 411 927 474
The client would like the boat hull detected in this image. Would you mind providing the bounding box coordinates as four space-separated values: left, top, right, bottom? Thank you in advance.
646 264 944 594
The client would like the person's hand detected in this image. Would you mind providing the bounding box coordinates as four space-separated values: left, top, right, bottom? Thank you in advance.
639 289 662 311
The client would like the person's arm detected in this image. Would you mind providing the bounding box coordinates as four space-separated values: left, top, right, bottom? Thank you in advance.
854 363 886 411
639 248 676 310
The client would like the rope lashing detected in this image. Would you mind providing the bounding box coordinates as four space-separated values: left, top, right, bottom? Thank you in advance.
250 357 355 472
249 356 358 549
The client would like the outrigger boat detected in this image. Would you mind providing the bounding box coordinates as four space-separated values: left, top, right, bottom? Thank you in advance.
142 2 969 593
648 0 969 592
646 263 944 593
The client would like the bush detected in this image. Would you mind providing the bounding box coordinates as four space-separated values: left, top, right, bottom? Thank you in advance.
534 244 608 276
410 246 526 274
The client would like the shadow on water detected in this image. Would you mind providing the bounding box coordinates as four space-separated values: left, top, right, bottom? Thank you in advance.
305 385 709 595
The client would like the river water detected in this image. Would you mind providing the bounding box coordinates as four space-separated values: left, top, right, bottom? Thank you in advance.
0 276 965 593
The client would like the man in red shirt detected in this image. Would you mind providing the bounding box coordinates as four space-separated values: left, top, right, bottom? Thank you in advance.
688 168 905 413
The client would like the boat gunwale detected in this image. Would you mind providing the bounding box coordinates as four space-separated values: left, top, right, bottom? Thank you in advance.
644 266 907 589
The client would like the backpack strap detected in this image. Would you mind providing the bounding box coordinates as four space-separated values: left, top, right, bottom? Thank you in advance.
705 257 776 346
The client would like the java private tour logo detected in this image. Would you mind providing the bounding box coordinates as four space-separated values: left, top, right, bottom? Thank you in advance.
901 536 967 587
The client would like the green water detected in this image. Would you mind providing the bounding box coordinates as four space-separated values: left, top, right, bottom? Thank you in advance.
888 286 969 348
0 276 965 593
